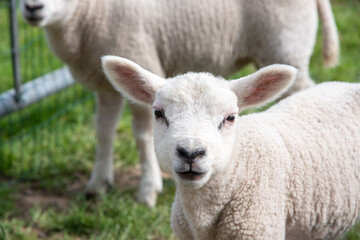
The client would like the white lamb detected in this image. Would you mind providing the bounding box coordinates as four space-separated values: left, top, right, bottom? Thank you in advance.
20 0 339 206
102 56 360 240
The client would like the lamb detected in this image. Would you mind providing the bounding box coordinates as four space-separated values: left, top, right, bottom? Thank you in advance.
102 56 360 240
20 0 339 206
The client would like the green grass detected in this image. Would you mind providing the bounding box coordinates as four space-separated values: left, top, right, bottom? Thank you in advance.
17 179 175 240
0 1 359 239
0 4 63 92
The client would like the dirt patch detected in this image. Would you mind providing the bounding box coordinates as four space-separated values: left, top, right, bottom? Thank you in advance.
17 188 69 213
1 166 173 239
6 165 171 219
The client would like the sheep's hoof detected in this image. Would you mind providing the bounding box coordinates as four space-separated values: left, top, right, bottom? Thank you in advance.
85 192 98 201
137 175 163 207
84 179 113 200
137 189 158 207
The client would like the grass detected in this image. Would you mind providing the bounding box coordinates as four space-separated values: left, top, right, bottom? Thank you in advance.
0 3 63 92
0 0 359 239
18 179 176 240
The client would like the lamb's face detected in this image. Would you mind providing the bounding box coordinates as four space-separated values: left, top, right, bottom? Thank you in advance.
152 73 239 189
20 0 75 27
101 56 297 189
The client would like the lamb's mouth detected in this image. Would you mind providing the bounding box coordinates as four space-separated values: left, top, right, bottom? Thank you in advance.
25 16 43 25
176 171 206 181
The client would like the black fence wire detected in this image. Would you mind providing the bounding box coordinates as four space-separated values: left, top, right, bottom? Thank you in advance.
0 0 95 180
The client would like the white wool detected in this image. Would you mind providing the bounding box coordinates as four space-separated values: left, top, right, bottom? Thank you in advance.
103 57 359 240
20 0 339 206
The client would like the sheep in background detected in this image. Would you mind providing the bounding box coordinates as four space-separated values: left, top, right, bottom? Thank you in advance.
102 56 360 240
20 0 339 206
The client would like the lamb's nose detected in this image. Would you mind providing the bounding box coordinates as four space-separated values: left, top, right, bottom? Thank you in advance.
25 3 44 13
176 146 206 164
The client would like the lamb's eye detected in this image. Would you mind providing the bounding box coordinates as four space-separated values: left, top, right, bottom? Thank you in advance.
226 115 235 122
218 114 236 130
154 109 169 127
154 110 163 119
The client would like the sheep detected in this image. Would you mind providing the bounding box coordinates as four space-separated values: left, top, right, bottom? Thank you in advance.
20 0 339 206
102 56 360 240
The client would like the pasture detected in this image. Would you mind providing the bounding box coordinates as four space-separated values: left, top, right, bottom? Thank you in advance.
0 0 359 239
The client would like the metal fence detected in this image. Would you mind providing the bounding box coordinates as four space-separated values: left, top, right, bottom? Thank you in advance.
0 0 94 179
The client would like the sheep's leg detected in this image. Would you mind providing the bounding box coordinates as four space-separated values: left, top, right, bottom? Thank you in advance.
130 102 163 207
86 91 124 196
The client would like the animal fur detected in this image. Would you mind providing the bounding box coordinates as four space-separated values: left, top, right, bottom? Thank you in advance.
20 0 339 206
103 56 360 240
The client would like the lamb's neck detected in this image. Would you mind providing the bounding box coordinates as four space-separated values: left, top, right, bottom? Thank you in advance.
43 0 107 67
177 153 240 239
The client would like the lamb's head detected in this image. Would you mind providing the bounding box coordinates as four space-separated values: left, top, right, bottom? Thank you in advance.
20 0 76 27
102 56 297 189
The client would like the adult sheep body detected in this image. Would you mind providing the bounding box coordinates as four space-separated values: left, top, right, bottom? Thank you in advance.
20 0 339 206
103 56 360 239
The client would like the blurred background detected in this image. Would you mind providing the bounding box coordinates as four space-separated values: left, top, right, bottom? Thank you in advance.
0 0 359 239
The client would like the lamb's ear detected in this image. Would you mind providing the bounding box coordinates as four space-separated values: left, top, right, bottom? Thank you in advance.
230 64 297 110
102 56 167 104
